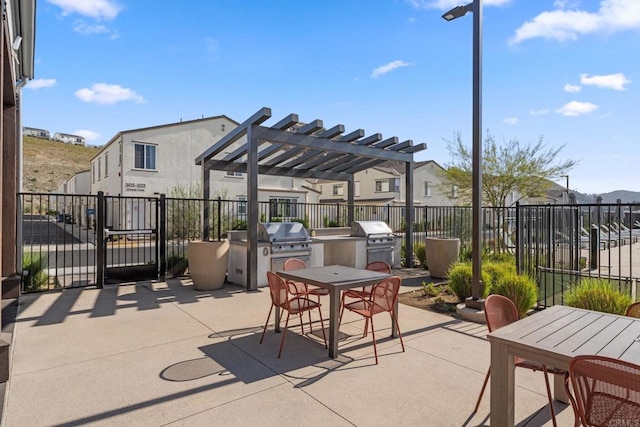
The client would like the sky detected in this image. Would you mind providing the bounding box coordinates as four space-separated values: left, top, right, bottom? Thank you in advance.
23 0 640 195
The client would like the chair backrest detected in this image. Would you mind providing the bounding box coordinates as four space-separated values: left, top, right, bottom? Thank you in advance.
569 355 640 426
266 271 288 307
284 258 306 271
484 294 519 333
366 261 392 274
626 301 640 318
371 276 402 312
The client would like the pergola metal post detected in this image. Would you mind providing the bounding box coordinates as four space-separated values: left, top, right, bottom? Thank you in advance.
201 165 210 241
405 161 414 268
247 124 259 291
347 178 355 226
443 0 483 305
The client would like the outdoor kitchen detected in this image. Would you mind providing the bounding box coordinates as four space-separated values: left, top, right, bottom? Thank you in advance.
227 220 401 287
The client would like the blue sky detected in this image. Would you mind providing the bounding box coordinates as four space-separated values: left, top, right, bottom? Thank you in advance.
24 0 640 195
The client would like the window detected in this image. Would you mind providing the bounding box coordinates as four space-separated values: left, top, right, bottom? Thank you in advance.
355 181 361 197
134 143 156 170
391 178 400 192
118 142 122 166
333 184 343 196
98 158 101 180
104 153 109 177
92 163 96 183
375 180 385 192
424 181 432 197
269 198 298 218
452 185 459 198
226 171 243 177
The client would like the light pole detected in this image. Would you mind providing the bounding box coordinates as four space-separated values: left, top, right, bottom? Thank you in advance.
442 1 484 305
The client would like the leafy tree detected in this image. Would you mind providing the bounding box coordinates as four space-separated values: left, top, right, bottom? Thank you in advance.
441 132 577 208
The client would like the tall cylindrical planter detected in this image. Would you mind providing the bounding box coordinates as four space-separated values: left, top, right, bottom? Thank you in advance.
425 237 461 279
188 240 230 290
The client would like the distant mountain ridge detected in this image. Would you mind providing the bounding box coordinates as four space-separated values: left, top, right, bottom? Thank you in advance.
578 190 640 204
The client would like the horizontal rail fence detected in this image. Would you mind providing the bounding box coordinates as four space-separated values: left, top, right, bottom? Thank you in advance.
19 192 98 292
517 202 640 307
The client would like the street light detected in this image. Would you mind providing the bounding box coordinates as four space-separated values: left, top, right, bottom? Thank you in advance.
561 174 570 204
442 1 484 306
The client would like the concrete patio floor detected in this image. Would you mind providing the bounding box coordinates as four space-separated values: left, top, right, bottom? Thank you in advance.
2 278 576 426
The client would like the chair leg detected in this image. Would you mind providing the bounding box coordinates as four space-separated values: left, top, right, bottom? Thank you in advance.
338 291 347 326
260 305 274 344
278 312 291 358
474 367 491 413
542 365 558 427
370 315 378 364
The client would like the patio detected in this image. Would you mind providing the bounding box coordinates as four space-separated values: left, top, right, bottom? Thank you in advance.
2 278 576 426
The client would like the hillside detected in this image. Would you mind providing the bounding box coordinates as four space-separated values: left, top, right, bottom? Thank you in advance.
23 136 99 193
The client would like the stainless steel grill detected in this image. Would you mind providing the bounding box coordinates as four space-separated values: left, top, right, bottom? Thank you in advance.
258 222 312 254
350 221 395 266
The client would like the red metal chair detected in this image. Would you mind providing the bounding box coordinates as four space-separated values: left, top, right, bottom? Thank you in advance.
626 301 640 318
283 258 330 301
473 294 565 426
339 261 392 332
339 275 404 364
568 355 640 427
260 271 327 358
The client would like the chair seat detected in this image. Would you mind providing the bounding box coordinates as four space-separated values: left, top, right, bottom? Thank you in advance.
307 287 330 296
344 289 371 299
344 299 386 317
287 297 321 314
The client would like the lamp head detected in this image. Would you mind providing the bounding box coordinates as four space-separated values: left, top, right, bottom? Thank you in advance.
442 3 474 21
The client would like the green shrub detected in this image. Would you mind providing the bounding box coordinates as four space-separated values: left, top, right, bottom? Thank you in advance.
491 272 538 318
485 251 516 264
447 262 490 301
414 243 426 268
564 278 633 315
22 252 49 292
421 282 440 297
483 261 516 289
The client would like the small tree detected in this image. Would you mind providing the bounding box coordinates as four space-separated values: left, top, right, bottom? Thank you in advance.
441 132 577 208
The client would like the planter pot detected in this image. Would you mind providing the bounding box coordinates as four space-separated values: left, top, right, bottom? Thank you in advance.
425 237 461 279
188 240 230 290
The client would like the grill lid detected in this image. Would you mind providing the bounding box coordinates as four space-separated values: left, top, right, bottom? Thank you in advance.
350 221 394 238
257 222 310 243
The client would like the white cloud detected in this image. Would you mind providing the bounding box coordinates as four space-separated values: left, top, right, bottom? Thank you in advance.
73 20 117 38
530 109 550 115
564 84 582 92
73 129 101 141
47 0 122 20
503 117 519 125
555 101 598 116
75 83 144 105
511 0 640 44
580 73 631 90
371 60 412 78
25 78 57 89
405 0 511 9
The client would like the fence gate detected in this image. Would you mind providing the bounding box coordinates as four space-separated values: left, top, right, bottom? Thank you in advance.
99 193 160 284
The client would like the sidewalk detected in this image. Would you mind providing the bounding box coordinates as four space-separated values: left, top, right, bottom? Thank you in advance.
3 279 575 426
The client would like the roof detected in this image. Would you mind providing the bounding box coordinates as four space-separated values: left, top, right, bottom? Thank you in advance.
195 107 427 181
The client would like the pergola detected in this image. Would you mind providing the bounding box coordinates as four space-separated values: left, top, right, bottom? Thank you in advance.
195 107 427 291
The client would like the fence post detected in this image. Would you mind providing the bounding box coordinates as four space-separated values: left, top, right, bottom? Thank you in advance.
96 191 105 288
336 202 340 226
217 197 222 241
515 202 520 273
158 194 166 280
590 226 599 270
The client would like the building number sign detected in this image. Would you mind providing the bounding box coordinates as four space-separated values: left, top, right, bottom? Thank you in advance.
125 182 147 192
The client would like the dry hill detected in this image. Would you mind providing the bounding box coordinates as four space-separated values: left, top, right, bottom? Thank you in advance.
23 136 99 193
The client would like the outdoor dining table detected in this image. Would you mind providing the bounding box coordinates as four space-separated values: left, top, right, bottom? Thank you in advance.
277 264 392 358
487 304 640 427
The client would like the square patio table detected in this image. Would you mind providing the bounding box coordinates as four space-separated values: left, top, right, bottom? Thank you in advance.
487 304 640 427
277 264 392 358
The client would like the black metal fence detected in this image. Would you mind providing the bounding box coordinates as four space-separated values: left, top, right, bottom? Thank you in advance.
18 192 640 303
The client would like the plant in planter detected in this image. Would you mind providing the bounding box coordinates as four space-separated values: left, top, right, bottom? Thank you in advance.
564 278 632 315
490 272 538 319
